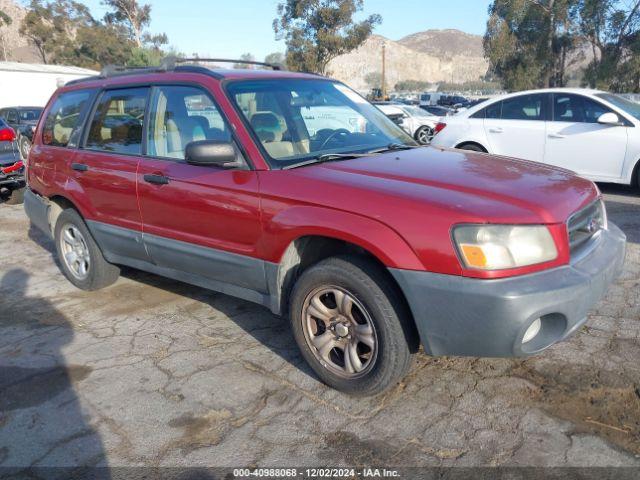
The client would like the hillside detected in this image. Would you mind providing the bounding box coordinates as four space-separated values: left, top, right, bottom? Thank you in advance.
328 29 488 92
0 0 40 62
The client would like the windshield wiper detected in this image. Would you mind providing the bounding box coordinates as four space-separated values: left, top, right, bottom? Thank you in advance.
368 143 423 154
284 152 374 169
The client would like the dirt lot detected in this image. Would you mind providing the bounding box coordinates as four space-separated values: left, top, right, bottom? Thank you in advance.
0 185 639 471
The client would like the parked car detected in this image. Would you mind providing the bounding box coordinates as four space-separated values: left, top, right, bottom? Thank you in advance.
375 103 440 144
431 88 640 186
25 61 625 396
0 106 43 160
438 95 468 107
420 105 454 117
0 118 25 204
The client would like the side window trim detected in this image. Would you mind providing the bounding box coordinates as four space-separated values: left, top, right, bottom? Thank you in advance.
42 90 96 149
81 86 151 156
144 83 250 169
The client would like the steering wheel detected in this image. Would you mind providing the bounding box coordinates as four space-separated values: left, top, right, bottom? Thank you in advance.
319 128 352 150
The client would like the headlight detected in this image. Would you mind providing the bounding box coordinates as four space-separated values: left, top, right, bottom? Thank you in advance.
453 225 558 270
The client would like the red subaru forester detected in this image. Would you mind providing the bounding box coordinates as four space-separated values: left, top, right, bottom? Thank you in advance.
25 59 626 395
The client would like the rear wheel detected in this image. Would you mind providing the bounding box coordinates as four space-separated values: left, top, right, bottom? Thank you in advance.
54 208 120 291
457 143 486 152
414 125 434 145
289 255 413 396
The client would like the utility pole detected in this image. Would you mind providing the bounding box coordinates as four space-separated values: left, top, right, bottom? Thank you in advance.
381 42 387 100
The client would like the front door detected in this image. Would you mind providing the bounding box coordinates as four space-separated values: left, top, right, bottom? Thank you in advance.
544 93 628 181
136 85 265 293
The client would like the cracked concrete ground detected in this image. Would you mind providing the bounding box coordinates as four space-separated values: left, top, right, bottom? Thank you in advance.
0 185 639 470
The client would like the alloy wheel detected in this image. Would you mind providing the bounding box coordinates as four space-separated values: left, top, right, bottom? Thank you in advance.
302 286 378 378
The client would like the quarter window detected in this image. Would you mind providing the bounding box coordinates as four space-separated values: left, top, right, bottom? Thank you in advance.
43 91 93 147
147 85 231 160
553 94 612 123
85 88 148 155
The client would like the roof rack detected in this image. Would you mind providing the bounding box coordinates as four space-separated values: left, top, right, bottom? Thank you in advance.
160 56 284 71
66 56 286 86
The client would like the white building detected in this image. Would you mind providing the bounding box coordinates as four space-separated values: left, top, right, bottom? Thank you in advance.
0 62 98 108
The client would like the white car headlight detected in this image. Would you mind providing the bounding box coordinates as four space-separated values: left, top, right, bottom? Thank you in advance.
453 225 558 270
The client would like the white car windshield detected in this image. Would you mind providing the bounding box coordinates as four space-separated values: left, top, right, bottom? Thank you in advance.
596 93 640 121
402 106 431 117
227 79 415 168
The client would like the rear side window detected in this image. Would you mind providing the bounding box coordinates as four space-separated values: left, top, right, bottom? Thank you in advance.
501 94 545 121
473 101 502 119
85 88 148 155
42 91 92 147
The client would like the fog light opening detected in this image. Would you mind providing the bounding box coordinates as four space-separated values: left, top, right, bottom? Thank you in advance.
522 318 542 344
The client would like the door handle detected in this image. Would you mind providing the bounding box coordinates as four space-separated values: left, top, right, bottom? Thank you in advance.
71 163 88 172
143 174 169 185
489 127 503 133
548 133 566 139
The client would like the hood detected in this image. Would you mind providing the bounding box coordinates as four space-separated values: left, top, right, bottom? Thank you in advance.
295 146 598 224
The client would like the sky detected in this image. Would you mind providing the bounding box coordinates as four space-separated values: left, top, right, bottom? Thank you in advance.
58 0 493 61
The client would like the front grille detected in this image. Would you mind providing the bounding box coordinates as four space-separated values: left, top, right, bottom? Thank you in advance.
567 200 606 254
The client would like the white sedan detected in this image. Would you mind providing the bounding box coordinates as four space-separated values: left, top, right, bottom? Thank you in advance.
430 88 640 186
376 103 441 145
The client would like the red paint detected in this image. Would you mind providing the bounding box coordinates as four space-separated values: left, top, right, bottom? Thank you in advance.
28 70 600 280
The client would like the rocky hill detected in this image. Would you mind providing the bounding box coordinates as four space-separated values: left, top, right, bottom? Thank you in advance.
0 0 40 62
328 29 488 92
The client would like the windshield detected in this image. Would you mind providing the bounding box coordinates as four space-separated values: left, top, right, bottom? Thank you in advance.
227 79 414 168
18 108 43 121
596 93 640 121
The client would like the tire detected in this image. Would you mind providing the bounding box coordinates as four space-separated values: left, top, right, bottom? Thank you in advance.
18 135 31 161
5 187 24 205
414 125 434 145
457 143 486 152
54 208 120 291
289 255 414 396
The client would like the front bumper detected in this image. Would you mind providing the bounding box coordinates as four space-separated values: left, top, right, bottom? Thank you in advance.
390 223 626 357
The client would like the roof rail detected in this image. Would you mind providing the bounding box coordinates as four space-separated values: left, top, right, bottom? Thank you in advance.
161 56 284 71
99 63 172 78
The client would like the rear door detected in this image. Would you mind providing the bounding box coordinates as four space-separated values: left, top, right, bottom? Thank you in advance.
483 93 549 162
544 93 628 180
72 87 150 262
136 84 265 292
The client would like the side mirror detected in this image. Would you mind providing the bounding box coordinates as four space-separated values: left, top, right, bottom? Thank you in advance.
597 112 623 126
185 140 242 168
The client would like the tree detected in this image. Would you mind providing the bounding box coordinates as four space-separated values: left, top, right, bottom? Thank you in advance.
234 53 256 69
102 0 167 48
579 0 640 91
0 11 12 61
20 0 93 64
273 0 381 74
484 0 579 90
264 51 286 67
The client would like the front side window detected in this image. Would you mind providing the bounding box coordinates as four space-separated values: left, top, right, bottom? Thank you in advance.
554 94 612 123
43 90 93 147
147 85 232 160
501 94 545 121
227 79 414 168
85 88 148 155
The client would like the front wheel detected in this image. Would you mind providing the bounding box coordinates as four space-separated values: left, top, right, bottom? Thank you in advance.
19 135 31 161
289 256 414 396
